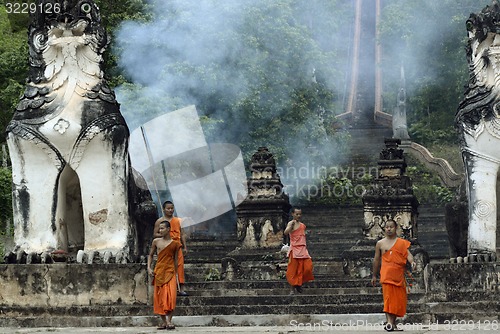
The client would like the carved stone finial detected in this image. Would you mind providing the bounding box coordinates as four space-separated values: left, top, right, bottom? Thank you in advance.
392 66 410 140
246 146 287 200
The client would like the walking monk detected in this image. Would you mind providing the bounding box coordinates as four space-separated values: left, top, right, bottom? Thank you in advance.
154 200 189 296
284 207 314 295
148 221 181 330
371 219 416 332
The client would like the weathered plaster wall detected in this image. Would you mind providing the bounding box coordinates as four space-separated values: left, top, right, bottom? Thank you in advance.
425 263 500 296
0 264 149 307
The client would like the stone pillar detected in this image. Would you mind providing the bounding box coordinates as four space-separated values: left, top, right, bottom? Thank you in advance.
392 66 410 140
236 147 291 249
362 138 419 243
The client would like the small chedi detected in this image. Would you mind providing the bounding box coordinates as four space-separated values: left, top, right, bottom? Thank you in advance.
342 139 427 278
456 0 500 262
222 147 290 280
236 147 290 249
362 138 418 242
5 0 156 264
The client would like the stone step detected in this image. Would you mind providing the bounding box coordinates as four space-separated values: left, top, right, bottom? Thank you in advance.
184 286 380 297
174 292 427 307
217 253 350 266
5 299 497 318
183 263 222 281
419 231 448 239
184 250 237 259
0 303 423 318
173 302 428 316
304 221 364 228
2 311 499 328
185 234 449 261
2 293 499 322
184 257 230 264
307 237 362 244
187 242 239 249
308 231 363 240
309 223 363 230
183 278 376 289
419 221 447 229
307 240 361 249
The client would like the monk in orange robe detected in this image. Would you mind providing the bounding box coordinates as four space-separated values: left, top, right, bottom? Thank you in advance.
148 220 181 330
284 207 314 295
371 219 416 331
154 200 189 296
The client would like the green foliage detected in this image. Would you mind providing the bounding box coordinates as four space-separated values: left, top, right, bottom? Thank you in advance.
425 143 463 174
379 0 491 144
0 5 28 143
0 0 480 183
115 0 351 167
94 0 153 84
0 166 13 263
0 167 12 230
296 172 374 206
406 165 455 205
277 270 286 280
0 1 153 139
204 267 221 281
409 120 458 147
292 154 457 207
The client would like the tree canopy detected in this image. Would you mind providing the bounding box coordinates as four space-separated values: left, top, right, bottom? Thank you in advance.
0 0 497 210
379 0 492 146
0 0 495 157
115 0 352 167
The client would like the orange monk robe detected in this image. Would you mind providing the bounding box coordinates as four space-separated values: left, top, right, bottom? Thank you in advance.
169 217 185 284
286 223 314 286
380 238 411 317
153 240 182 315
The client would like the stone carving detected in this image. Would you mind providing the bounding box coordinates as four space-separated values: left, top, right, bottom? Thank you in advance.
5 1 156 264
455 1 500 261
392 66 410 140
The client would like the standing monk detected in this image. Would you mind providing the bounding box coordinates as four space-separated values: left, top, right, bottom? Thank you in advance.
371 219 416 331
148 221 181 330
154 200 189 296
284 207 314 295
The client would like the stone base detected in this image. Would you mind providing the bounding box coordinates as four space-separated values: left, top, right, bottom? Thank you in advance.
221 248 286 280
0 264 150 308
425 262 500 295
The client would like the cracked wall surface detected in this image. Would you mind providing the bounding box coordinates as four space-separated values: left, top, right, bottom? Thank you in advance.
0 264 149 307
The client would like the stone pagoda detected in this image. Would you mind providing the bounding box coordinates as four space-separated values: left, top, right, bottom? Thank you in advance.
362 138 419 242
343 138 427 278
222 147 291 280
236 147 291 248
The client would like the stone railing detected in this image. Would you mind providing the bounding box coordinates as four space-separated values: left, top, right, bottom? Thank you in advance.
399 140 464 188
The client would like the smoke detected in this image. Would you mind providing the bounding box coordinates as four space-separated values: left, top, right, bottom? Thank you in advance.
115 0 252 118
113 0 354 211
379 0 492 113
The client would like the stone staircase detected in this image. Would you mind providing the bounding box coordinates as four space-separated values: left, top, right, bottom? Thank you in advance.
167 205 473 323
174 204 497 326
2 204 498 328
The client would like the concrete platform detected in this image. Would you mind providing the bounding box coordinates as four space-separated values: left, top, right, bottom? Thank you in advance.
2 314 499 333
2 323 499 333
